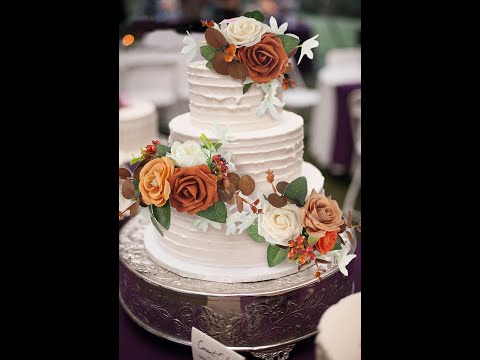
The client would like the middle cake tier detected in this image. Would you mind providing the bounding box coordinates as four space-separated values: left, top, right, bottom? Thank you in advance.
169 110 304 193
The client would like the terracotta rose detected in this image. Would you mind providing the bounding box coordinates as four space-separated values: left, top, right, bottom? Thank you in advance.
237 33 288 84
300 190 344 238
316 231 338 255
168 164 219 214
139 157 175 207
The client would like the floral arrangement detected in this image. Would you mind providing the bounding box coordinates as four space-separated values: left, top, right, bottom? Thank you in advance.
181 10 319 119
119 136 360 280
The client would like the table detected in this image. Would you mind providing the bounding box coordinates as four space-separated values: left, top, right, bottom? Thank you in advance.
119 219 361 359
309 61 361 175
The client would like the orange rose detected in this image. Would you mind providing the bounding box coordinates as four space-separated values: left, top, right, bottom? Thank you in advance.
138 157 175 207
168 164 219 214
315 231 338 255
237 33 288 84
300 190 344 238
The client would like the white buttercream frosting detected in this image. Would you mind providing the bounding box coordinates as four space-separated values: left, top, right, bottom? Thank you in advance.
119 99 158 160
143 61 328 283
187 61 282 131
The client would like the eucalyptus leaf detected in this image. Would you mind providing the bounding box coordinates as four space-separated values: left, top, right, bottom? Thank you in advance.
276 35 300 55
200 45 218 60
196 201 227 223
214 142 223 150
283 176 308 207
267 244 289 267
247 223 266 243
206 59 213 69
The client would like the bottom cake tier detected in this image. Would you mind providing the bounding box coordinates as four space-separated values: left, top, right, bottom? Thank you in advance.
144 161 337 283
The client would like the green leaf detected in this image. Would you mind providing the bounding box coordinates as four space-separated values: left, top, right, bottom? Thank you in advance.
276 35 300 55
308 235 318 246
150 213 163 236
214 142 223 150
247 223 266 243
267 244 289 267
196 201 227 223
243 82 253 94
283 176 308 207
333 241 342 251
243 10 265 22
130 155 143 165
155 144 171 157
206 59 213 69
200 45 218 60
149 202 171 230
132 179 140 191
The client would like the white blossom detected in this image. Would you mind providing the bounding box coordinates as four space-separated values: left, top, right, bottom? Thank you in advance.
335 243 357 276
297 34 319 65
257 79 284 120
193 217 222 232
226 211 257 235
213 125 237 145
181 31 201 64
269 16 288 35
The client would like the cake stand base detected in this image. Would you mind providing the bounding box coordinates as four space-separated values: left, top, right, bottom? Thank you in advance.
120 216 355 359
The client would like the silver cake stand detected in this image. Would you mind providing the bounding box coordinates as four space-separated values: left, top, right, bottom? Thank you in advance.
119 216 355 360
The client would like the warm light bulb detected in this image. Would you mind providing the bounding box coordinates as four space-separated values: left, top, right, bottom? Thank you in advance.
122 34 134 46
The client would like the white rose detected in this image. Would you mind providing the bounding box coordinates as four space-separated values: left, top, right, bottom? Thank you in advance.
258 202 302 246
223 16 270 47
167 141 207 167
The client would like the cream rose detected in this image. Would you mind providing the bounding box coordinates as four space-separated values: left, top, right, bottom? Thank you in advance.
258 202 302 246
167 141 207 168
222 16 269 47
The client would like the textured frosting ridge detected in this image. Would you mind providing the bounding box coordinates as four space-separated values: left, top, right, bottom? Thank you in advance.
187 61 282 131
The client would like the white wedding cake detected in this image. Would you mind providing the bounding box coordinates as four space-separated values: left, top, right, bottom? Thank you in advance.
315 292 361 360
143 61 326 282
119 99 158 165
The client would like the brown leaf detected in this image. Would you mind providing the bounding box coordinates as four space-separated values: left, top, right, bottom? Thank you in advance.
253 198 260 206
268 193 287 208
227 61 247 80
212 51 229 75
122 179 135 199
227 196 236 205
339 235 346 245
205 27 227 48
251 206 257 213
129 200 141 217
227 173 240 189
347 211 353 227
119 168 131 179
133 165 143 180
346 230 355 246
219 189 234 202
339 222 346 234
119 211 125 220
276 181 289 194
315 258 332 265
236 193 244 212
288 47 298 58
239 175 255 196
222 178 230 189
283 63 293 74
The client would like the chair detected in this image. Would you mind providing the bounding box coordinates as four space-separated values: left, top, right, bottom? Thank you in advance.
342 89 361 220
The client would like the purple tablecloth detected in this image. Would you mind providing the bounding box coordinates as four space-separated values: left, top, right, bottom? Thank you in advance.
119 219 361 359
332 83 361 171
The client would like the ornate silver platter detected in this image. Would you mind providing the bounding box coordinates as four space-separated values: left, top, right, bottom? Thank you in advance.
119 216 355 359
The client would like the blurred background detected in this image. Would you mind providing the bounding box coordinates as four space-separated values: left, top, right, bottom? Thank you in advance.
119 0 361 218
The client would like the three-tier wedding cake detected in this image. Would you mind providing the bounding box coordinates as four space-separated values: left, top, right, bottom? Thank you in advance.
119 12 358 284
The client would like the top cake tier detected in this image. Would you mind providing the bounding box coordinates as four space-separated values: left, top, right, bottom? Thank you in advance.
187 61 281 131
